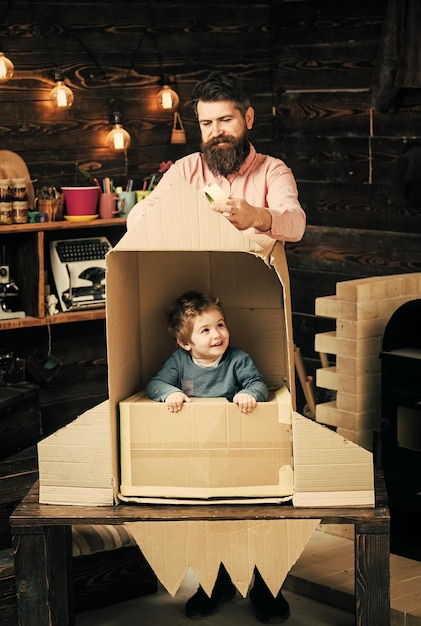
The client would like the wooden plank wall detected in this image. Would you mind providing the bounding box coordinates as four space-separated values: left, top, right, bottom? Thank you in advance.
0 0 272 189
0 0 420 423
0 0 273 429
272 0 421 380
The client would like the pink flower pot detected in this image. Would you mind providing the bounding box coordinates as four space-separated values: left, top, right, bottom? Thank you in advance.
62 186 100 216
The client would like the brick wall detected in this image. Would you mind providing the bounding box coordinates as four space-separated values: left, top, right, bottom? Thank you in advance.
314 273 421 449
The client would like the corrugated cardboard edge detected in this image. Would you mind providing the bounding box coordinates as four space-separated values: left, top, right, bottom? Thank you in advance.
38 401 114 506
125 518 320 598
292 412 375 507
269 242 295 411
113 177 276 258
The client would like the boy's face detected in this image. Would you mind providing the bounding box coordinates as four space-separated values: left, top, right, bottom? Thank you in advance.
179 308 229 363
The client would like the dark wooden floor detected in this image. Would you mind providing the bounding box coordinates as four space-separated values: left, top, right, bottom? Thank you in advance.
75 571 354 626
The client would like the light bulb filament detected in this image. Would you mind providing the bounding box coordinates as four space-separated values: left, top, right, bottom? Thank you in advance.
50 76 74 110
157 84 179 113
161 90 173 110
0 59 7 80
56 84 69 108
107 120 131 151
0 52 14 83
113 129 125 150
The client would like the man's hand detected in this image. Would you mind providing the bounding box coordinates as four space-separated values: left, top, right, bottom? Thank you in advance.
165 391 191 412
212 199 271 232
233 392 257 413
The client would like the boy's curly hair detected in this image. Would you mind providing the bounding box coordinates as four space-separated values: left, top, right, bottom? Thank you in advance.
167 290 224 344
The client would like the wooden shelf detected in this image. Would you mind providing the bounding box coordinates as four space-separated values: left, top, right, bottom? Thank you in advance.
0 309 107 330
0 217 126 234
0 217 126 331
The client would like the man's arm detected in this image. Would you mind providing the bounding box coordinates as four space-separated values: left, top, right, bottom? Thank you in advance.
211 165 306 242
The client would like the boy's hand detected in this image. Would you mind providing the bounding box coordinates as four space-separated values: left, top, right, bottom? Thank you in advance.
165 391 191 412
233 392 257 413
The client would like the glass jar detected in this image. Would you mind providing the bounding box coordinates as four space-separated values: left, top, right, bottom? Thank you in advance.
11 178 28 201
12 201 29 224
11 178 28 223
0 202 13 225
0 179 13 225
0 178 12 201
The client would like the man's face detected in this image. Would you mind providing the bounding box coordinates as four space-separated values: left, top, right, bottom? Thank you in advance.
197 100 254 176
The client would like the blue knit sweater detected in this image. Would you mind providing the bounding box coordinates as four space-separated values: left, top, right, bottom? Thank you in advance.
146 346 268 403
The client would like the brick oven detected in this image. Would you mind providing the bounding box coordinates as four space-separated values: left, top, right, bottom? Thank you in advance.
314 273 421 560
380 298 421 560
314 273 421 450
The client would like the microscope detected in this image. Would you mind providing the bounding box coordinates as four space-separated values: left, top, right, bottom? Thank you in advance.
0 245 25 320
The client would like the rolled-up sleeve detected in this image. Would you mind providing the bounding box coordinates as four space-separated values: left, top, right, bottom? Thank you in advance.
265 165 306 242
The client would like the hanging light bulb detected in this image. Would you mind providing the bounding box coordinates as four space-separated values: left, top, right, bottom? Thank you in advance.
107 111 131 151
0 52 14 83
50 70 74 110
157 75 179 113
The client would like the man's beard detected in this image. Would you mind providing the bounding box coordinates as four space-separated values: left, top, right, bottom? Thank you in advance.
202 133 250 177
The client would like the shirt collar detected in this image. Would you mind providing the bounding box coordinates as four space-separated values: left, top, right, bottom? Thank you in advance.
192 354 223 368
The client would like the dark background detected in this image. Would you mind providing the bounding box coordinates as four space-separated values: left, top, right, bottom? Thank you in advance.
0 0 420 429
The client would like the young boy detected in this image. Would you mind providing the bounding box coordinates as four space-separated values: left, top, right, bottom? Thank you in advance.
146 292 290 623
146 290 268 412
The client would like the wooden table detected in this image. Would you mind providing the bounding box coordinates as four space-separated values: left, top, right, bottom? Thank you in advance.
10 474 390 626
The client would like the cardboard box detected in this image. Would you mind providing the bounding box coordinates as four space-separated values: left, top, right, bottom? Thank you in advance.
120 388 293 500
38 178 374 598
105 178 296 504
39 178 296 507
38 177 374 509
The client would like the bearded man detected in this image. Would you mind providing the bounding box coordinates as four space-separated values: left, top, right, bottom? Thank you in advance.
127 71 305 244
126 71 304 624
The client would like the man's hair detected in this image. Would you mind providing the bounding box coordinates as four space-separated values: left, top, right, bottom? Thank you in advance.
191 71 251 117
167 290 224 344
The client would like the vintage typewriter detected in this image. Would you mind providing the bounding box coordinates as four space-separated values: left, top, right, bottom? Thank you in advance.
50 237 112 311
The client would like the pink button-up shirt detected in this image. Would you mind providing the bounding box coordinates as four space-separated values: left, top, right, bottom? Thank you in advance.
127 144 306 242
